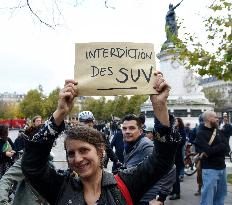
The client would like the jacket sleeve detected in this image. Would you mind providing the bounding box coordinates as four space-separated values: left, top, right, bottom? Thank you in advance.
0 141 6 161
195 130 228 156
21 116 65 204
7 137 15 151
223 124 232 137
0 158 24 205
154 165 176 199
118 115 180 204
110 133 117 148
103 133 119 163
141 165 176 202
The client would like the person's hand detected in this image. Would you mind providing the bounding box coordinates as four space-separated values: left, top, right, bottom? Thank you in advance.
57 80 78 114
5 151 15 157
149 199 163 205
116 161 123 168
150 71 170 105
53 80 78 126
150 71 171 126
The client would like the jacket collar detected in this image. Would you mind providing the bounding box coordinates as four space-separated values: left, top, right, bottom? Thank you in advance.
101 170 117 187
124 133 145 154
70 170 117 190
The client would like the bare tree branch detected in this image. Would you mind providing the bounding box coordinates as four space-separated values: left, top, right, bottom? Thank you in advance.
0 4 27 10
105 0 115 9
26 0 56 29
54 0 64 26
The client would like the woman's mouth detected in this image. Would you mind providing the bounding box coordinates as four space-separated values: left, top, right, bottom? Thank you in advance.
77 162 90 172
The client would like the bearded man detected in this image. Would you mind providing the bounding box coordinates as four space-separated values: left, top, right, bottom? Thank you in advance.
195 110 230 205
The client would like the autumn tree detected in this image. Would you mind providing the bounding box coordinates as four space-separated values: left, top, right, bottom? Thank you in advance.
127 95 149 115
110 96 129 119
0 102 5 119
0 102 18 119
81 97 97 113
44 87 60 117
173 0 232 80
19 88 45 119
202 87 227 108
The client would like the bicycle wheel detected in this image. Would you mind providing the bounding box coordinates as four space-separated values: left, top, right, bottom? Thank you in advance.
185 165 197 176
184 153 197 176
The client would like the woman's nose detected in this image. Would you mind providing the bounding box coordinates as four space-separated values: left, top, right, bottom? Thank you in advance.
74 153 83 163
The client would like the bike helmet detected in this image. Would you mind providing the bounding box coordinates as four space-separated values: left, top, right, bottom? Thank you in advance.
78 111 95 122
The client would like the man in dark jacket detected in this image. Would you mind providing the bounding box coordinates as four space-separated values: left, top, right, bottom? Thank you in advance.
110 129 124 172
195 110 230 205
122 114 176 205
220 114 232 154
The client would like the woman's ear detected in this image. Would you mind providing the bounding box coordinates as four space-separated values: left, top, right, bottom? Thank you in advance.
97 144 106 168
98 144 106 157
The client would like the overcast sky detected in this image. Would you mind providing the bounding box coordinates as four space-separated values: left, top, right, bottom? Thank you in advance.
0 0 210 95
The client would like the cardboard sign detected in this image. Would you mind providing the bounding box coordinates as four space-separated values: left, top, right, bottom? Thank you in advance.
74 42 157 96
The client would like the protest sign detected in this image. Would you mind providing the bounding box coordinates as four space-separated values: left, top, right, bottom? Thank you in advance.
74 42 157 96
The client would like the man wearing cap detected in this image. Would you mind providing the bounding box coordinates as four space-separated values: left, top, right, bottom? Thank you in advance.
77 111 122 169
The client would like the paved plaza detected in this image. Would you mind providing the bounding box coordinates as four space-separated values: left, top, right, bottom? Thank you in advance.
165 166 232 205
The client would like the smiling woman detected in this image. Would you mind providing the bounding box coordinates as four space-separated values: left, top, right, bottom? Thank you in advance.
64 126 106 176
21 74 180 205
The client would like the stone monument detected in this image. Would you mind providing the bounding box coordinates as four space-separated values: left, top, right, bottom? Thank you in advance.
141 1 214 128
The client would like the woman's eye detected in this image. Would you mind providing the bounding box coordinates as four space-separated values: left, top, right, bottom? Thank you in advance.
67 151 75 158
79 148 88 154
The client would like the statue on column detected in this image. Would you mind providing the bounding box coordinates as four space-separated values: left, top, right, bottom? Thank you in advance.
165 0 183 43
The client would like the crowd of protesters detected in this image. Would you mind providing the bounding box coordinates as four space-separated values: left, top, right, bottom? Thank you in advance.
0 73 232 205
1 111 231 205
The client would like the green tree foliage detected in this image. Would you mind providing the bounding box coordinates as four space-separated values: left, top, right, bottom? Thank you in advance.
0 102 4 119
81 95 148 120
127 95 149 115
70 104 79 118
202 87 227 108
2 87 147 120
0 103 18 119
111 96 129 119
44 87 60 117
81 97 107 120
4 104 19 119
82 97 98 115
173 0 232 80
19 89 45 119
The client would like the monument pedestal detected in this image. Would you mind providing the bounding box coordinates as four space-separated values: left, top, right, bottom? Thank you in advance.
141 47 214 128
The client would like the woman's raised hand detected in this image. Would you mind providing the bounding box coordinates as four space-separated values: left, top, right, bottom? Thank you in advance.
53 80 78 126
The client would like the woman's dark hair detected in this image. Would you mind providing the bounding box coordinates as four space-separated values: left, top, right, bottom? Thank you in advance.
0 124 9 141
122 114 142 128
64 126 105 150
176 117 185 129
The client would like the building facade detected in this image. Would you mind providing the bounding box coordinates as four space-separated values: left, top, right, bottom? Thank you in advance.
0 92 25 105
200 77 232 122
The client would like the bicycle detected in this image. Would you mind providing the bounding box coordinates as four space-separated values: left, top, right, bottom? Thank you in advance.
184 152 198 176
